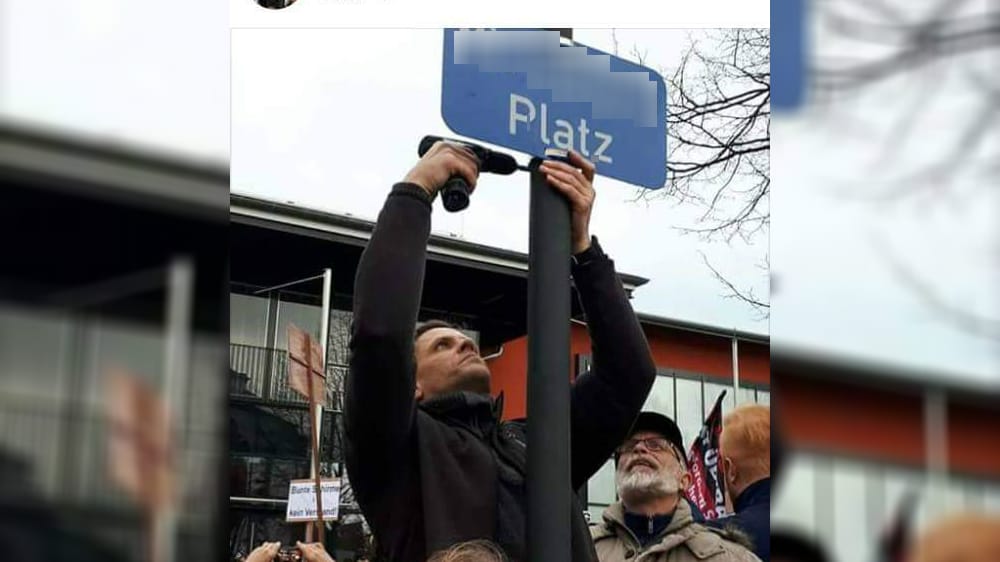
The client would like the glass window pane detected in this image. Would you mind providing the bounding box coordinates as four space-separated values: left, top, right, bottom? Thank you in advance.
984 483 1000 513
674 378 704 455
230 293 270 348
771 452 817 534
85 319 164 408
863 465 886 539
963 481 985 511
588 458 616 505
831 460 870 562
326 308 353 367
945 479 971 513
703 382 735 420
641 375 674 419
0 305 71 401
275 298 321 350
736 386 756 407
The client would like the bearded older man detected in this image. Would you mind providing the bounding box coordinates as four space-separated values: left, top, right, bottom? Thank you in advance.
590 412 760 562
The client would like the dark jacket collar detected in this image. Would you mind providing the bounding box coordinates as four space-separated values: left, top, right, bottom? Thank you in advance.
418 391 502 435
623 511 674 547
735 477 770 512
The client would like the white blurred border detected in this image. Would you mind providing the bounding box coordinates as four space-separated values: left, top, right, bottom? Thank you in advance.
230 0 769 29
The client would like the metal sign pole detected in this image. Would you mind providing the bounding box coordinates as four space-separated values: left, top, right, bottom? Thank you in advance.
158 257 194 562
526 160 572 562
524 28 575 562
317 271 332 435
315 268 333 542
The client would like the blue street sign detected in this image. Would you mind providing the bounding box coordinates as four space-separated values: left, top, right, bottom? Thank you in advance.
441 29 667 189
772 0 807 111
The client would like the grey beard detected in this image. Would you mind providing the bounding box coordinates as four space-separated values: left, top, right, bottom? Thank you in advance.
616 466 679 504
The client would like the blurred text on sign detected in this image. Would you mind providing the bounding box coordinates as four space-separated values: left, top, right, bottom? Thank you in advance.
286 479 341 522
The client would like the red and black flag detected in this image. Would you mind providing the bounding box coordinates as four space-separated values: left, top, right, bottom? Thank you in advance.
685 390 728 520
878 489 919 562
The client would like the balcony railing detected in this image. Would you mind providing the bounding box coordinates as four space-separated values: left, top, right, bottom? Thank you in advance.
0 393 218 525
229 343 345 410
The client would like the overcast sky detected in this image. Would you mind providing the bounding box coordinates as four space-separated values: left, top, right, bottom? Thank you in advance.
2 4 995 382
230 28 772 336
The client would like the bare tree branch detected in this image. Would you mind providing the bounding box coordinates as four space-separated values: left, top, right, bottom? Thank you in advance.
699 251 770 316
872 236 1000 340
810 0 1000 339
647 29 771 245
811 0 999 198
619 30 771 315
651 31 771 312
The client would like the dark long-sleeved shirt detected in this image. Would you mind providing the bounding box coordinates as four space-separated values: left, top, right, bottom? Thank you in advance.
344 183 657 562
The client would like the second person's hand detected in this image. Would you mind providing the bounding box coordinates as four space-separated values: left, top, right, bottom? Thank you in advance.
296 541 336 562
245 542 281 562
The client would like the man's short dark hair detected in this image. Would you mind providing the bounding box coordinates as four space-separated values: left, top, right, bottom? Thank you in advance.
415 319 461 341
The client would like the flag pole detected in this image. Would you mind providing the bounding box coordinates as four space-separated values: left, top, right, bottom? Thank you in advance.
731 332 740 403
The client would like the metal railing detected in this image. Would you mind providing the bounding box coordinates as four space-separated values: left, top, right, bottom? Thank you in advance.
229 343 345 410
0 393 219 522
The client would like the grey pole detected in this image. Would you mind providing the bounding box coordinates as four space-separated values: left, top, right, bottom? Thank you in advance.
159 256 194 562
526 155 572 562
526 27 575 562
315 268 333 457
731 333 740 403
313 268 333 539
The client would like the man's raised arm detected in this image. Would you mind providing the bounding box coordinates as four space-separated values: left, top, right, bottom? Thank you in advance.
344 143 481 493
568 240 656 490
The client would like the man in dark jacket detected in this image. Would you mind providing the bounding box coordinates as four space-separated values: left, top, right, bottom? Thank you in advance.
707 405 770 561
344 141 657 562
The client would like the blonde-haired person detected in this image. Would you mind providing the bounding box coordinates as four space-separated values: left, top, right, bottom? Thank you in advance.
910 513 1000 562
426 540 508 562
707 404 770 561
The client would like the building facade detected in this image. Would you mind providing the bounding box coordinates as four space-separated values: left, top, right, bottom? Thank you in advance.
772 351 1000 562
229 193 771 559
0 124 228 562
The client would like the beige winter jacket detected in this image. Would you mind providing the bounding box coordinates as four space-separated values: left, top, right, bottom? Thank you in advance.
590 500 761 562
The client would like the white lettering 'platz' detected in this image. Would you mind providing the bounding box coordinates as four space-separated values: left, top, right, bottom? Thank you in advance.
508 93 613 164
